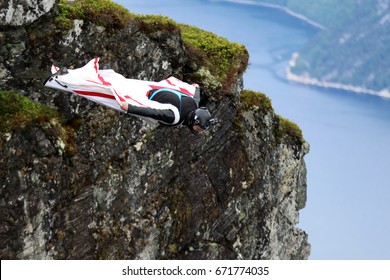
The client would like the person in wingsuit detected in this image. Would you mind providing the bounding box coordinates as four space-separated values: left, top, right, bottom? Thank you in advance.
117 84 215 134
44 58 217 134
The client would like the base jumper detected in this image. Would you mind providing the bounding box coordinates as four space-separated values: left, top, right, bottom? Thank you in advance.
44 58 217 134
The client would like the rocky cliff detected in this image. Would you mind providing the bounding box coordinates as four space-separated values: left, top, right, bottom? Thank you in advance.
0 0 310 259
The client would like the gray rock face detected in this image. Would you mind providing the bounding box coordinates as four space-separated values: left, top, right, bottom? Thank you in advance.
0 0 57 26
0 1 310 259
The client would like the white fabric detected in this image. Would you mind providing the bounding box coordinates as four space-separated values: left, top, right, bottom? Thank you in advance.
45 58 197 125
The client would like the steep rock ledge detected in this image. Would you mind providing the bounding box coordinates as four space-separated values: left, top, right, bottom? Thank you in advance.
0 0 56 26
0 0 310 259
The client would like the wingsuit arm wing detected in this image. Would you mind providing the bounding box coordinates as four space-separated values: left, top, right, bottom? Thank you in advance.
126 104 176 124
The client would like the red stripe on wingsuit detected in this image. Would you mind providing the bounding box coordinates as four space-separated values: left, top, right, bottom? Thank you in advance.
123 95 149 107
74 90 115 100
164 79 194 97
86 79 104 85
149 85 194 97
165 79 176 87
74 90 149 108
112 88 146 106
112 88 148 107
112 88 125 102
179 87 194 96
92 57 111 86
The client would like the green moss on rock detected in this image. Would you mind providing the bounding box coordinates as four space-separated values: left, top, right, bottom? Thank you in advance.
134 14 179 33
0 91 78 155
240 89 273 113
276 115 304 145
0 91 60 133
179 24 249 86
56 0 133 30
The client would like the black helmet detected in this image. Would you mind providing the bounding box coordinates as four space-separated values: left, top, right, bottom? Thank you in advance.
188 107 218 134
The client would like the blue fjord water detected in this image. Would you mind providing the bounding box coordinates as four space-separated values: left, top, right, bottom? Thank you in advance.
114 0 390 259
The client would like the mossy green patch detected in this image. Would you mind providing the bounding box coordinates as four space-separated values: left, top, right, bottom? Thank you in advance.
276 115 304 145
0 91 78 155
133 14 179 33
240 89 273 113
0 91 61 133
238 211 246 223
179 24 249 87
56 0 133 30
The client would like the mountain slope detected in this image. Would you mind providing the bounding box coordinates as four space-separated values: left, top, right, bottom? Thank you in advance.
251 0 390 96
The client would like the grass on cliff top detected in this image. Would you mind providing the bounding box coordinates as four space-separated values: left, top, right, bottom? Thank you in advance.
240 89 273 113
133 14 180 33
239 90 304 145
128 15 249 87
179 24 249 85
276 115 304 145
0 91 61 133
56 0 133 30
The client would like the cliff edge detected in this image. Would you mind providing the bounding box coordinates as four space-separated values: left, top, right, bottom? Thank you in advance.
0 0 310 259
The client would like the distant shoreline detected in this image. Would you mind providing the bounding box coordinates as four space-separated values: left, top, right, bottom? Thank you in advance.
286 53 390 99
213 0 325 30
214 0 390 98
